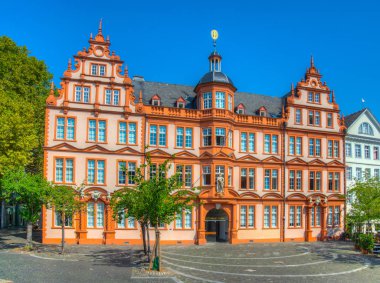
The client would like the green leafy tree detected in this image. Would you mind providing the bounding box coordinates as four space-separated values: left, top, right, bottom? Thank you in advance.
0 91 38 176
1 170 51 248
111 155 197 271
48 185 84 254
0 36 52 174
347 177 380 233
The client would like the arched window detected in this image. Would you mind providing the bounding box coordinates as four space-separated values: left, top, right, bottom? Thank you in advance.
359 122 374 135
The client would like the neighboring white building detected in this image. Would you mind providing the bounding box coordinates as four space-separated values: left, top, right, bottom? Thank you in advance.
345 108 380 232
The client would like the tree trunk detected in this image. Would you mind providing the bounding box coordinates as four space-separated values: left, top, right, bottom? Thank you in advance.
146 223 151 262
61 213 65 254
157 229 161 271
141 221 147 255
26 222 33 248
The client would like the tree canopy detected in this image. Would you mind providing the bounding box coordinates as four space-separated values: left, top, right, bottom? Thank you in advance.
0 36 52 175
347 177 380 226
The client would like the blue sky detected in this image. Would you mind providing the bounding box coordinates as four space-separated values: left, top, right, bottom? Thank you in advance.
1 0 379 118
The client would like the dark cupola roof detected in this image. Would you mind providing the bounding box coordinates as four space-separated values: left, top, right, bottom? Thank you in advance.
196 50 235 89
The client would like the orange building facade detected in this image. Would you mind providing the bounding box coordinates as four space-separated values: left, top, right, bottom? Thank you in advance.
43 24 346 245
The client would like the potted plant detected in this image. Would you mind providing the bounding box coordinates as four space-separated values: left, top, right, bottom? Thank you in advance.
358 234 374 254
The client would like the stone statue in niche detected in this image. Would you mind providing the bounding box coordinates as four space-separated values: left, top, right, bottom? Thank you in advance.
216 173 224 194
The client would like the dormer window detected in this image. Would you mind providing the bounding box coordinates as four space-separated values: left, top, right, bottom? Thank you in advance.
258 106 267 117
236 103 245 114
91 64 106 76
151 94 161 106
176 97 186 108
359 122 374 135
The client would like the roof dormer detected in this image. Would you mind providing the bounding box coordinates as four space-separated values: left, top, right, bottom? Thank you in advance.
176 97 186 108
258 106 267 117
236 103 245 114
151 94 161 106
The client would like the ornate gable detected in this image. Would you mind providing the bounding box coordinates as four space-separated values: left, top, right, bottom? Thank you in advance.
262 156 282 164
286 158 308 165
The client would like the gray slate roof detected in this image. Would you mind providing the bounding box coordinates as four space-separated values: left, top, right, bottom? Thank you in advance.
345 109 366 128
133 79 283 117
198 72 234 86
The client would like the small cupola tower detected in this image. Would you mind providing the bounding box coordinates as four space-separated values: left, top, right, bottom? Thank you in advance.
209 51 222 72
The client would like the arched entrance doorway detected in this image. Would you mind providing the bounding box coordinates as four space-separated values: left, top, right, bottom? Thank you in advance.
205 209 229 242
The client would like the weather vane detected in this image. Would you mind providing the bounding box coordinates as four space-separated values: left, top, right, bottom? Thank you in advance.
211 29 219 50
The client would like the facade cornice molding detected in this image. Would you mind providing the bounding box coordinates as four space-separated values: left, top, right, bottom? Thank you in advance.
346 134 380 144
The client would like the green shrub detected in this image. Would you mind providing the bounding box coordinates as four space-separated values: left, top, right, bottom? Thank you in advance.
358 234 374 252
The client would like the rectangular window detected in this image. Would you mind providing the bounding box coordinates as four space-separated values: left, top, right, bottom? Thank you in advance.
202 166 211 185
127 217 135 228
91 64 106 76
316 207 321 226
55 158 74 183
75 86 90 103
271 206 278 228
88 119 106 143
327 206 333 226
176 127 184 147
315 111 320 126
240 205 255 228
264 206 270 228
289 170 295 190
185 209 192 229
346 143 352 157
228 94 232 111
149 125 166 146
215 91 225 109
356 168 362 180
289 137 295 155
56 117 76 141
185 128 193 148
228 130 233 148
56 117 65 139
215 128 226 146
315 93 320 103
176 212 183 229
67 118 75 140
241 133 247 152
289 205 302 228
309 138 321 157
365 168 371 178
240 206 247 227
240 168 247 189
347 167 352 181
203 92 212 109
333 141 339 157
264 134 278 154
113 90 120 105
264 169 278 190
308 92 313 102
176 127 192 148
203 128 212 146
176 165 192 188
249 133 255 152
374 169 380 178
334 206 340 226
364 145 371 159
104 89 120 105
105 89 112 105
328 172 340 191
149 164 157 180
55 211 72 227
149 125 157 146
128 123 136 144
118 161 126 185
99 65 106 76
327 113 333 127
128 162 136 185
87 159 105 185
295 109 302 124
374 147 379 160
296 171 302 190
328 140 333 158
309 110 314 125
228 167 233 186
355 144 362 158
96 202 104 227
87 202 94 228
159 126 166 146
296 137 302 155
309 171 321 191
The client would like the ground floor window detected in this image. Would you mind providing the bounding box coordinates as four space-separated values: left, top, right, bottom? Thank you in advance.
87 202 104 228
327 206 341 227
264 205 278 228
289 205 302 228
175 209 192 229
240 205 255 228
117 211 136 229
54 211 72 227
311 206 321 227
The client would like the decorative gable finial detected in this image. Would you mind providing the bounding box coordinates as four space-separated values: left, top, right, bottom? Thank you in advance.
310 55 314 68
90 33 93 40
67 58 72 71
124 65 129 77
331 90 336 103
139 90 143 103
291 82 295 96
98 18 103 35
